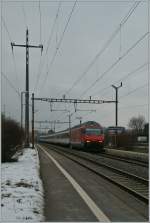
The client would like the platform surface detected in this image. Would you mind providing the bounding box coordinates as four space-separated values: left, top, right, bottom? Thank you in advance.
37 144 148 222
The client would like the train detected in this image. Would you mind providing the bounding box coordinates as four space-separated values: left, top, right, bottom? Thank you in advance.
39 121 105 152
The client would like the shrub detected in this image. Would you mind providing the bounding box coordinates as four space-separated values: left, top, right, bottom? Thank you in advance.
1 114 24 162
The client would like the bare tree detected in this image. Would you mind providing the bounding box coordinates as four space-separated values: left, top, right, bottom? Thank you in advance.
128 115 146 135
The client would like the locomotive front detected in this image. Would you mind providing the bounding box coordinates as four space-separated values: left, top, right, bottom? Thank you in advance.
80 122 104 150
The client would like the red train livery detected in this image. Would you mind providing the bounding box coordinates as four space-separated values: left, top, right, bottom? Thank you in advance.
39 121 104 151
70 121 104 150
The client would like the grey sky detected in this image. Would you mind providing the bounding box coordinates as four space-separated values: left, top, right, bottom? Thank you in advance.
1 0 149 132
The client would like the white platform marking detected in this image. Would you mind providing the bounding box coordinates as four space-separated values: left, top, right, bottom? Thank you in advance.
38 144 110 222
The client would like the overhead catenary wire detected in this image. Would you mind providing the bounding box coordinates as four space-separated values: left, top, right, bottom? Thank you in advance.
119 23 122 58
55 3 60 50
91 62 148 97
2 15 21 94
39 0 42 44
1 72 21 98
36 1 142 127
31 0 146 131
63 1 141 96
21 2 28 29
39 0 78 93
80 31 149 98
43 1 143 124
36 0 75 128
32 0 43 93
11 51 20 94
34 1 62 93
45 1 61 55
2 0 147 3
42 63 148 131
97 81 148 100
47 83 148 131
52 62 148 128
119 103 148 110
1 16 12 42
120 83 148 99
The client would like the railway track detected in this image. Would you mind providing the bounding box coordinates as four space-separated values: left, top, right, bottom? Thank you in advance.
95 153 148 168
40 143 149 204
103 154 148 166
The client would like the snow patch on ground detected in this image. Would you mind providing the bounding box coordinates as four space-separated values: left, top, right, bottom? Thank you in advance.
1 148 44 222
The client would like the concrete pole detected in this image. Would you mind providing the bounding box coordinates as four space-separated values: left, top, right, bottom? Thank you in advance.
32 93 34 149
25 29 30 147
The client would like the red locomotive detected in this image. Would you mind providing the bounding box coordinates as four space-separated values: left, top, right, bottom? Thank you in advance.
70 121 104 150
39 121 104 151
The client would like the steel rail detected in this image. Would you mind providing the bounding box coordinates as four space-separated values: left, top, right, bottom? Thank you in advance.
43 143 147 181
39 143 149 204
97 153 148 168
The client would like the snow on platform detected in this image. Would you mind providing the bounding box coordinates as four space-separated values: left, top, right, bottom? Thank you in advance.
1 148 44 222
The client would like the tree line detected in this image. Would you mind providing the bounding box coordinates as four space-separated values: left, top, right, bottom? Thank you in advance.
1 114 24 162
1 113 148 162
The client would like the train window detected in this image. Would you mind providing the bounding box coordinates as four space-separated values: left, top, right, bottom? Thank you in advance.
85 128 102 135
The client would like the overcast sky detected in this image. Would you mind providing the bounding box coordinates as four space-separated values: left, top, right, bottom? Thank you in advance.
1 0 149 132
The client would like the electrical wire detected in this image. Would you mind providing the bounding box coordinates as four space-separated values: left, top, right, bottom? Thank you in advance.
37 0 141 127
1 72 21 98
91 62 148 97
39 0 78 93
39 0 42 44
1 16 12 42
48 1 144 127
46 1 62 55
119 103 148 110
80 32 148 97
11 51 20 94
21 2 28 29
120 83 148 99
5 1 145 2
2 16 21 94
34 1 61 93
64 1 141 96
52 60 148 128
32 0 43 94
35 0 145 130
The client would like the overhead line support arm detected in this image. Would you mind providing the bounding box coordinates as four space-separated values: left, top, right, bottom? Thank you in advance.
33 97 116 104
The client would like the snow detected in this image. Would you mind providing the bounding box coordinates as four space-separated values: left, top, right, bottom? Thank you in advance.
1 148 45 222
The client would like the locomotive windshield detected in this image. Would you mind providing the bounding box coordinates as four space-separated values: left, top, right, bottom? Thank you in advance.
85 128 102 135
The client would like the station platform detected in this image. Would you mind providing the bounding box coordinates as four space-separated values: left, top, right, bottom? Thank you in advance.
37 144 148 222
37 145 99 221
104 147 148 162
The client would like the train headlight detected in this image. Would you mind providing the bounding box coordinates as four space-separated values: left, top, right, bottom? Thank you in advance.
86 140 90 143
